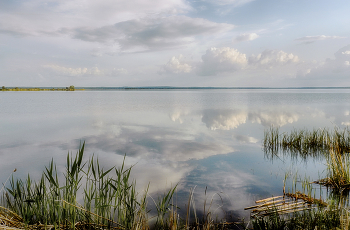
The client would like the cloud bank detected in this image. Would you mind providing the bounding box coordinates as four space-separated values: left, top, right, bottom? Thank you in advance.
162 47 300 76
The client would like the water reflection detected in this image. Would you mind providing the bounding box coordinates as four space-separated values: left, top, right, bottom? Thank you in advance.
201 110 247 130
1 90 350 220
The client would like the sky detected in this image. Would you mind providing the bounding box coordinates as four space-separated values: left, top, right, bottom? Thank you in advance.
0 0 350 87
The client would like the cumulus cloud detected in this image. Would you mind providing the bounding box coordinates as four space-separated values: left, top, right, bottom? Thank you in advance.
192 47 299 75
160 55 192 74
198 47 247 75
295 35 345 44
66 16 234 52
234 33 259 42
248 50 299 69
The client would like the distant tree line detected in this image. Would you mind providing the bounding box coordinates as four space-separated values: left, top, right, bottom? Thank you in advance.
1 86 77 91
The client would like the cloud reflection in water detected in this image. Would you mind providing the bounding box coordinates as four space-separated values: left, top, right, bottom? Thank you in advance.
2 90 350 221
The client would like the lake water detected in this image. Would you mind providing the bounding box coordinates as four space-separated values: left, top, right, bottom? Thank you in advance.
1 89 350 221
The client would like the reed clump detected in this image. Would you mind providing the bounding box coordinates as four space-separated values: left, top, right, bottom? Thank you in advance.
252 206 341 230
314 145 350 190
264 126 350 190
0 142 174 229
0 142 237 230
264 126 350 159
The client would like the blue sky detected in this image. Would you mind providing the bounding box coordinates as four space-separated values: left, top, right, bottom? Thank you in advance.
1 0 349 87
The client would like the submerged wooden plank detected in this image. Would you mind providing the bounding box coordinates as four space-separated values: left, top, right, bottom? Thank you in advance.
255 195 284 203
252 201 306 213
246 193 324 217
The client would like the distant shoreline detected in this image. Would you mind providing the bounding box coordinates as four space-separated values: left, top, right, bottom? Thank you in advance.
2 86 350 91
0 86 79 91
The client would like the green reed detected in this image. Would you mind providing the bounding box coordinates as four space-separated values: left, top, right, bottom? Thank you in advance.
316 145 350 191
260 126 350 229
252 206 342 230
1 142 235 230
1 142 171 229
264 126 350 160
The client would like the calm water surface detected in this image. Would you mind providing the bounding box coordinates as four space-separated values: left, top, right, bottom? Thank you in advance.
1 89 350 220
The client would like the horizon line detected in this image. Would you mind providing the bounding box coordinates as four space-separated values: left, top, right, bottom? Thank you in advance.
3 86 350 90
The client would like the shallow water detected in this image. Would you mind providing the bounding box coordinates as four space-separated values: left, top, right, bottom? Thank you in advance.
1 89 350 220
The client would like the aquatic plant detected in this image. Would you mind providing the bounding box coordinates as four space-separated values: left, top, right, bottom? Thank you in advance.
252 206 342 230
0 143 236 230
264 126 350 160
314 145 350 191
1 142 165 229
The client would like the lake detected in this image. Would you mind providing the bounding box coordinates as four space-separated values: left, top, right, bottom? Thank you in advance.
1 88 350 221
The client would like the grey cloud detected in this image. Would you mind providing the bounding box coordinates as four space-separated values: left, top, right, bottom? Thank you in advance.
0 28 30 37
0 0 191 37
295 35 345 44
66 16 234 51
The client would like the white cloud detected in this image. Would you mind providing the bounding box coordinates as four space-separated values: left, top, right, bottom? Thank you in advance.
198 47 247 75
160 55 192 74
234 33 259 42
66 16 234 52
295 35 345 44
248 50 299 69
